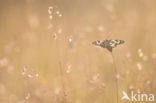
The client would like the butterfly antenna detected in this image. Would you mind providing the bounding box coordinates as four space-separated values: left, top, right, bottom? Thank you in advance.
105 32 114 40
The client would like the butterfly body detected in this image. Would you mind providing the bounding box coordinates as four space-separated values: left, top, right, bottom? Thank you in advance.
92 39 125 52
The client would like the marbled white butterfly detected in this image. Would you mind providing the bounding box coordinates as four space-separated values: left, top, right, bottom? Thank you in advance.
92 39 125 52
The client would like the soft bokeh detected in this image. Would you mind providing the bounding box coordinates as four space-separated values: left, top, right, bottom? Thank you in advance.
0 0 156 103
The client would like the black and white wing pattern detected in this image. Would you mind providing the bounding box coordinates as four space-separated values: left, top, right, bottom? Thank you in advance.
92 39 125 52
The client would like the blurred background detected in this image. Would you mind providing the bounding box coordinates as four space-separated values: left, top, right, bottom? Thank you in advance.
0 0 156 103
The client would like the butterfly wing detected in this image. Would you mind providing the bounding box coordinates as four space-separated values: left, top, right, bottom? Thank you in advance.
92 39 125 52
106 40 125 52
106 46 112 52
109 40 125 48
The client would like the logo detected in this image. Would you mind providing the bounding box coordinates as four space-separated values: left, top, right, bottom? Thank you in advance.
92 39 125 52
121 91 155 102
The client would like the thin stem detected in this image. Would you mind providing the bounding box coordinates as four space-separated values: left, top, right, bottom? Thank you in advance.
55 41 67 103
58 60 65 91
111 52 119 103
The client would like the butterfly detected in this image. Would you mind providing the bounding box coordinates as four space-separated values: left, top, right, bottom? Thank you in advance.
92 39 125 52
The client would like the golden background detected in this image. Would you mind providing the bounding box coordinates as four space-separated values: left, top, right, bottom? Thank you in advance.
0 0 156 103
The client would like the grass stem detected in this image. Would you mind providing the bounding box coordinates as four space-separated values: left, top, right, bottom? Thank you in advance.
111 52 119 103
